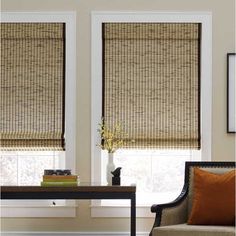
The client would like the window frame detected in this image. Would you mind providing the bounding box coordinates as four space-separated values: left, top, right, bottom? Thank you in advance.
0 11 77 218
91 11 212 218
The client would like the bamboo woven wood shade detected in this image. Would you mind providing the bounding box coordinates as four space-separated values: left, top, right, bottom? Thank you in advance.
103 23 201 149
0 23 65 150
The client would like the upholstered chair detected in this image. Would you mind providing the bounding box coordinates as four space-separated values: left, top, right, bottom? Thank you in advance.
150 161 235 236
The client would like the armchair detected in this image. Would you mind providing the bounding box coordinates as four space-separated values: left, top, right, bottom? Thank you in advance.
150 161 235 236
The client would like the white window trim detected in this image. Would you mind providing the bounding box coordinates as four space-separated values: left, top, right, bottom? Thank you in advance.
0 11 77 218
91 11 212 218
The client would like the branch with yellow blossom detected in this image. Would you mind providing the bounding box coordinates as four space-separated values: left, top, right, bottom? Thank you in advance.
97 118 128 153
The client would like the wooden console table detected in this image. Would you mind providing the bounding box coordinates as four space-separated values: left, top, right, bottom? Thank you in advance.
1 184 136 236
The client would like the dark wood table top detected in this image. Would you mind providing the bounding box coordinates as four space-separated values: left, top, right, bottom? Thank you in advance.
1 184 136 193
0 184 137 236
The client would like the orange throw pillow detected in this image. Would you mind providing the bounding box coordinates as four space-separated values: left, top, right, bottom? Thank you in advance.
188 167 235 225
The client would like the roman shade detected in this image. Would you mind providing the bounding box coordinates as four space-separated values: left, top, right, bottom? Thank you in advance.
0 23 65 150
103 23 201 149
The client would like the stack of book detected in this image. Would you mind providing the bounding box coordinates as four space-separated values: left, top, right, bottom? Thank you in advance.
41 174 79 187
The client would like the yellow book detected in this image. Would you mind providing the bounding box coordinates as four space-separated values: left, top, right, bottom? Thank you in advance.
43 175 78 182
41 181 78 187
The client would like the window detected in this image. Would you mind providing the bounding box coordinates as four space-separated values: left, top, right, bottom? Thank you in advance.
1 22 65 185
0 22 66 190
91 12 212 217
101 149 200 206
0 12 76 217
0 151 64 186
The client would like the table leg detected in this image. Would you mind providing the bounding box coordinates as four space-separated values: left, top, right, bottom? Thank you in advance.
131 193 136 236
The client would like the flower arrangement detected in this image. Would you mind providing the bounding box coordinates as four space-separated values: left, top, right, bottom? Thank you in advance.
97 118 127 153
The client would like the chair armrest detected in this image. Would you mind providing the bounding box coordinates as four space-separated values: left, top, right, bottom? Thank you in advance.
149 187 188 235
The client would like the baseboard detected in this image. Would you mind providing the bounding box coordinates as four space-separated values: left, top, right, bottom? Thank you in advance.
1 232 149 236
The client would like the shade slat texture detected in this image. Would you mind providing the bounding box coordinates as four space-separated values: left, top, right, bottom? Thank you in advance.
103 23 201 149
0 23 65 150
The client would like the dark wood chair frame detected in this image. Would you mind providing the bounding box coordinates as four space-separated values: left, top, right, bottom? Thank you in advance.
149 161 236 236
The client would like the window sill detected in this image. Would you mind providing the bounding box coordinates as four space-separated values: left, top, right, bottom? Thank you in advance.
91 202 154 218
0 204 77 218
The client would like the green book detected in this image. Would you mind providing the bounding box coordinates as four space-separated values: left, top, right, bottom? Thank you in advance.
41 181 78 187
